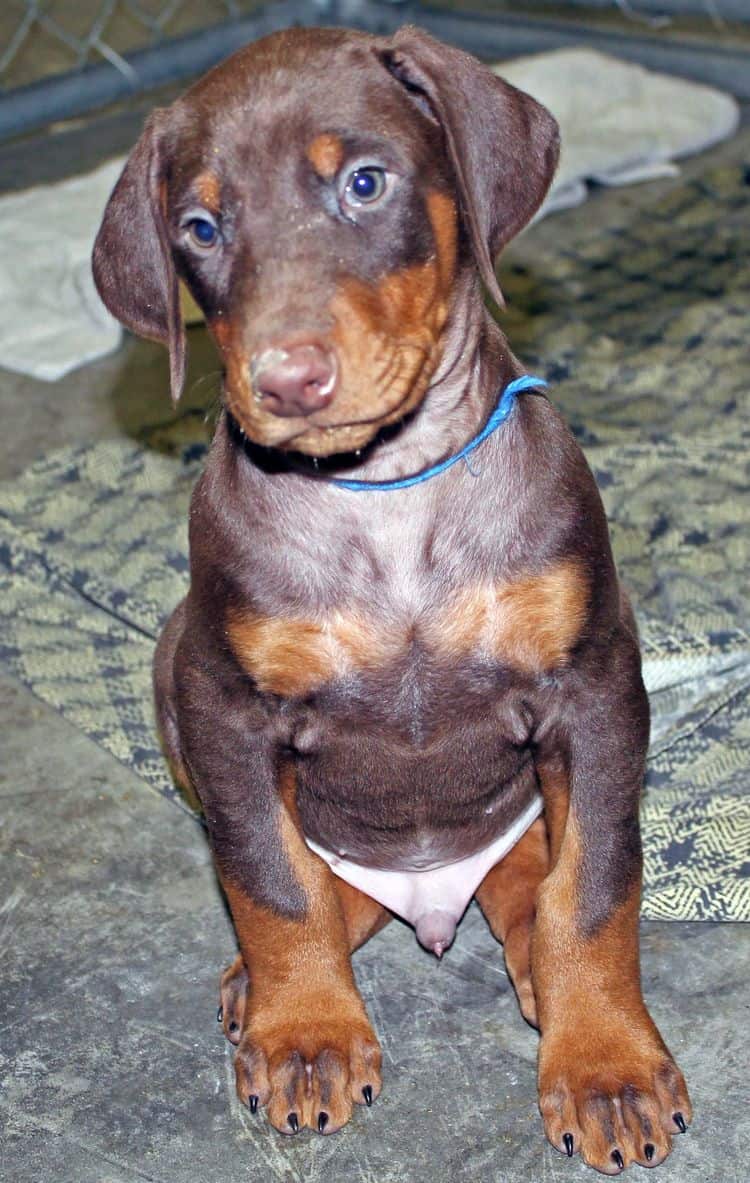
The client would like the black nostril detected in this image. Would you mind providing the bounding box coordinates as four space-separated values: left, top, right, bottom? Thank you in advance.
251 343 337 419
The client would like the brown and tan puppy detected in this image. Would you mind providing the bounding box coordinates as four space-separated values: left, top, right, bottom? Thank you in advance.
93 25 691 1173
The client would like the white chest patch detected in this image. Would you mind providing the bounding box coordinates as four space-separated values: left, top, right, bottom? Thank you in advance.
306 794 543 956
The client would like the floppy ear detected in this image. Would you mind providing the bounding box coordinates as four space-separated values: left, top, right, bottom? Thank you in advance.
92 111 186 402
378 26 559 307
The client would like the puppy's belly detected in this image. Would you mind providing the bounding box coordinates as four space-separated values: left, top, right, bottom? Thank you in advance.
306 793 542 956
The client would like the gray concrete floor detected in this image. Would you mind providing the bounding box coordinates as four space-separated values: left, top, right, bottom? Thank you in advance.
1 96 749 1183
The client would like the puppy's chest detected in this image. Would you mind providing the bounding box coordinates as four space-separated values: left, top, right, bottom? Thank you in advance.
227 555 587 701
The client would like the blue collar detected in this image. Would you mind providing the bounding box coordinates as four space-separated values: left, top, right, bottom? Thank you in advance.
329 374 546 492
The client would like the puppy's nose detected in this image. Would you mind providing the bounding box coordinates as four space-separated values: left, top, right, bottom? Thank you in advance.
251 343 337 418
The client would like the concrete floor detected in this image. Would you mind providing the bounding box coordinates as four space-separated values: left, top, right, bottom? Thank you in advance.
1 93 749 1183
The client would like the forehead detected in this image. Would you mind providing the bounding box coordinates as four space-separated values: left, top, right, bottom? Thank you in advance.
171 29 433 175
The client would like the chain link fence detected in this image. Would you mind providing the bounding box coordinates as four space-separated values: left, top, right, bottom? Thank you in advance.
1 0 748 138
0 0 301 136
0 1 269 92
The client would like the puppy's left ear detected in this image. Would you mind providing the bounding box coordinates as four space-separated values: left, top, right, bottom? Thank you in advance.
93 110 186 402
378 26 559 307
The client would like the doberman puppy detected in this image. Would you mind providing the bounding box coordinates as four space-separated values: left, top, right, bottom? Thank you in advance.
93 25 691 1172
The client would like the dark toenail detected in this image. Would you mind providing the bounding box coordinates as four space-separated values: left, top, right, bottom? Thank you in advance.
249 1095 258 1114
288 1112 299 1133
229 1020 239 1033
363 1084 373 1107
644 1143 654 1161
563 1132 574 1157
674 1112 687 1133
217 1004 223 1023
611 1149 624 1170
318 1111 329 1132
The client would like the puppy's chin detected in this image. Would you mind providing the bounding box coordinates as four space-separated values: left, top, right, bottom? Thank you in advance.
226 380 432 459
280 420 384 458
227 408 383 457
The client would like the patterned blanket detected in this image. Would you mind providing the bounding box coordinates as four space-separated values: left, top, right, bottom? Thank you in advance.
1 160 748 921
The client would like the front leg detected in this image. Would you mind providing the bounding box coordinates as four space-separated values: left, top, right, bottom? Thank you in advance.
223 777 381 1135
219 880 391 1046
533 630 691 1174
176 651 381 1135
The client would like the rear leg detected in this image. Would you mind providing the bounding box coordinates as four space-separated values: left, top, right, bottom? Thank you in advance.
153 598 197 801
336 877 393 952
219 878 391 1045
475 816 550 1027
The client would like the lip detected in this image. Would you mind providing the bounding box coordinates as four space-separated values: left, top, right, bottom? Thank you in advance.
225 380 420 452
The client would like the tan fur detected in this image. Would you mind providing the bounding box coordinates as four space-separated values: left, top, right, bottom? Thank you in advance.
476 816 550 1026
536 757 571 866
533 807 691 1167
334 879 393 951
228 559 586 698
306 133 345 180
227 607 402 697
431 561 588 674
195 170 221 211
426 190 458 288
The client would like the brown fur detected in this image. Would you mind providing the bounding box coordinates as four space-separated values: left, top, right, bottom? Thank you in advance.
228 560 585 698
426 190 459 288
219 879 390 1047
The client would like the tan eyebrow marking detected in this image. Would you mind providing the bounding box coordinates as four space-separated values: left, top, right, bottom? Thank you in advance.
306 134 345 181
194 170 221 211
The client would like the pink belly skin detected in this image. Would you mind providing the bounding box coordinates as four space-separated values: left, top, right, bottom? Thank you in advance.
306 794 543 957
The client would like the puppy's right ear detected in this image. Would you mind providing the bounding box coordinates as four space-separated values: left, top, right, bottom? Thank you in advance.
93 111 186 402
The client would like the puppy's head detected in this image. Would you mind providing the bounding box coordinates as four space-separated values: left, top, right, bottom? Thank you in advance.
93 26 558 458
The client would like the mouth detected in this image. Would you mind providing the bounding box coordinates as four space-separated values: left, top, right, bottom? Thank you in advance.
227 405 417 476
228 401 409 458
224 362 431 458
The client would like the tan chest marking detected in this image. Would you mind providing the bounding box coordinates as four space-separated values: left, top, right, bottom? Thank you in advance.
228 562 586 697
430 561 588 674
227 608 402 698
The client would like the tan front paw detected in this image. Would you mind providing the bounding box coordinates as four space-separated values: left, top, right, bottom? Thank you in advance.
539 1030 691 1174
234 997 381 1135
